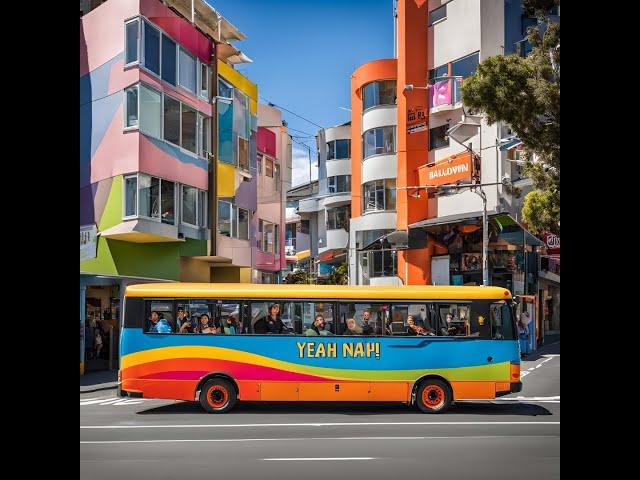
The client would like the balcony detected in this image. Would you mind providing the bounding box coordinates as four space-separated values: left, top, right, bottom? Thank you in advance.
429 76 463 113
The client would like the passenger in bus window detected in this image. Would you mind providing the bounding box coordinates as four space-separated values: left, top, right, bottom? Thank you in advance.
344 318 363 335
178 311 194 333
305 315 332 336
196 314 217 334
407 315 435 336
361 310 374 335
148 311 173 334
176 308 191 333
223 313 240 335
269 304 286 333
440 313 459 336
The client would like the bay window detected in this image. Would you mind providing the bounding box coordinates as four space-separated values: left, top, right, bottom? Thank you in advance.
363 80 396 110
363 126 395 159
363 179 396 212
199 62 210 100
328 175 351 194
163 95 180 145
327 139 351 160
139 84 161 138
326 205 350 231
182 185 198 226
181 103 197 154
124 85 138 128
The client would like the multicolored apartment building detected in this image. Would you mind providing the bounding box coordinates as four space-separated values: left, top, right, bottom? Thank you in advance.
80 0 290 374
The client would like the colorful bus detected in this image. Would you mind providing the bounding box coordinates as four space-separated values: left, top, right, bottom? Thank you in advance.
118 283 522 413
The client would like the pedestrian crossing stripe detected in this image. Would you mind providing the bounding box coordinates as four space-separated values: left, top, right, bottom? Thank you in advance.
80 396 147 406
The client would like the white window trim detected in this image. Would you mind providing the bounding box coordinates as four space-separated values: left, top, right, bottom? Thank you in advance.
198 61 211 101
218 199 235 237
362 126 396 160
428 4 447 27
218 77 234 100
198 114 212 160
124 16 141 67
181 184 200 228
125 173 177 225
138 82 162 138
160 33 178 87
141 19 161 77
236 207 250 241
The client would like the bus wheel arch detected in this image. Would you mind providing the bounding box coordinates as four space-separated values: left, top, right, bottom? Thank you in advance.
411 375 454 413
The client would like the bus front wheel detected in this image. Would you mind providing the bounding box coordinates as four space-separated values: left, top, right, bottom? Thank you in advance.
416 379 452 414
199 378 237 413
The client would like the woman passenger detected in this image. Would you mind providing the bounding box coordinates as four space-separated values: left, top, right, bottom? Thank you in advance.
197 314 217 334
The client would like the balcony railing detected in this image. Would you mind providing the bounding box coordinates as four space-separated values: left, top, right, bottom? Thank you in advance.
429 76 463 111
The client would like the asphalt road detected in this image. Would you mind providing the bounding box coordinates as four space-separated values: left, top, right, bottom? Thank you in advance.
81 345 559 480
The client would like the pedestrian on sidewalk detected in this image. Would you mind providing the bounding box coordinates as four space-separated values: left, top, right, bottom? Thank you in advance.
94 329 103 359
517 313 530 358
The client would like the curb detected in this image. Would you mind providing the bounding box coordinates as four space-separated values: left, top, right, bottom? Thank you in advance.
80 383 118 394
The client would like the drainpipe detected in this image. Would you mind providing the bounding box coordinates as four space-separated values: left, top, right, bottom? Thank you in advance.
210 47 217 259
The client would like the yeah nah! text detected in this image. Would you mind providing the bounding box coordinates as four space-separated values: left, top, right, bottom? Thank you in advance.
296 341 381 359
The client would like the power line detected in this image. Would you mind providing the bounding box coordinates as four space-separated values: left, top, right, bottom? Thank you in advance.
290 137 317 153
288 127 317 136
260 95 324 129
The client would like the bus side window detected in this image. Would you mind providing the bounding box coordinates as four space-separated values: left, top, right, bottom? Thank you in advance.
146 300 174 334
219 303 242 334
490 301 515 340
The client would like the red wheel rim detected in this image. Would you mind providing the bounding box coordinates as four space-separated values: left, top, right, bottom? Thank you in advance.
207 385 229 409
422 385 445 409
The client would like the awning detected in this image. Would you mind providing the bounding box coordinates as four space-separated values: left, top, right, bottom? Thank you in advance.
499 138 523 151
316 250 347 263
409 210 500 229
295 250 310 261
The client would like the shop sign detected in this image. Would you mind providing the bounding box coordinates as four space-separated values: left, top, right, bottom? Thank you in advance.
542 232 560 254
80 224 98 261
417 152 473 186
407 106 427 134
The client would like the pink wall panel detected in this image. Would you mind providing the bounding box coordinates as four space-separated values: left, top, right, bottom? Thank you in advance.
90 104 140 184
80 0 139 77
139 135 208 190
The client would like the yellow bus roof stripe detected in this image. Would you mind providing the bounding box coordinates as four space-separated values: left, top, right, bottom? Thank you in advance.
124 283 511 300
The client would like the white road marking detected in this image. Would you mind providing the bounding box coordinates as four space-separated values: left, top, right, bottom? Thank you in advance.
80 421 559 430
81 396 149 406
80 435 560 445
264 457 375 461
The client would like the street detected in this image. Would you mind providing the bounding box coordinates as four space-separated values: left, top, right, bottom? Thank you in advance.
80 344 559 479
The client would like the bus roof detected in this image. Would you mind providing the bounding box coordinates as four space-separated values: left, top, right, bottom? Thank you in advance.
124 283 512 300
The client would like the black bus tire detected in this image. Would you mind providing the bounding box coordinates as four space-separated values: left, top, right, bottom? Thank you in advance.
416 379 452 414
199 378 237 413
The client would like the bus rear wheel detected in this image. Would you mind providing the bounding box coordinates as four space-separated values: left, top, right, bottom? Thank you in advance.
416 379 452 414
199 378 237 413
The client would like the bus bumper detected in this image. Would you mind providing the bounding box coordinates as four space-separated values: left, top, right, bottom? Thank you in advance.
510 381 523 393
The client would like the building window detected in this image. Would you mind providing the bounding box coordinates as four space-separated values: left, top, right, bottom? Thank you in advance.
363 126 396 159
327 139 351 160
161 35 177 85
237 207 249 240
362 80 396 110
326 205 350 231
178 47 197 93
139 84 161 138
135 174 175 225
363 179 396 212
428 4 447 25
124 85 138 128
328 175 351 194
257 155 262 174
198 190 208 228
182 185 198 226
429 64 449 83
217 99 234 164
143 20 160 75
451 52 480 79
429 124 449 150
218 200 249 240
181 103 197 154
370 250 397 277
218 77 233 98
163 95 180 145
274 164 280 191
125 18 139 65
199 62 210 100
300 220 310 235
265 158 274 177
238 137 249 172
259 220 279 253
124 175 138 217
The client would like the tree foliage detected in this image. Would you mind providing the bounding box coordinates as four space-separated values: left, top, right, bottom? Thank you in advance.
327 262 348 285
461 0 559 235
284 269 311 284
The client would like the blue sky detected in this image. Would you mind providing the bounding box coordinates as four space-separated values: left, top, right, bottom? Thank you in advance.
208 0 394 185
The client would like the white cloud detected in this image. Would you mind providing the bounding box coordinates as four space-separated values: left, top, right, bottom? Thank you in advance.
291 145 318 187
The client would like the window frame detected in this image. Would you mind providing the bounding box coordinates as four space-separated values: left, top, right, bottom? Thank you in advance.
429 123 450 151
123 174 139 219
135 173 177 225
217 199 235 237
362 80 397 112
124 17 141 67
362 179 396 213
238 136 250 173
428 4 447 26
362 126 396 160
123 84 139 130
138 82 162 138
141 18 161 77
160 33 177 86
181 184 199 228
177 46 197 95
198 61 211 101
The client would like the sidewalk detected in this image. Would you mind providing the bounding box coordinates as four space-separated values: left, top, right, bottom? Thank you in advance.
523 339 560 361
80 370 118 394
